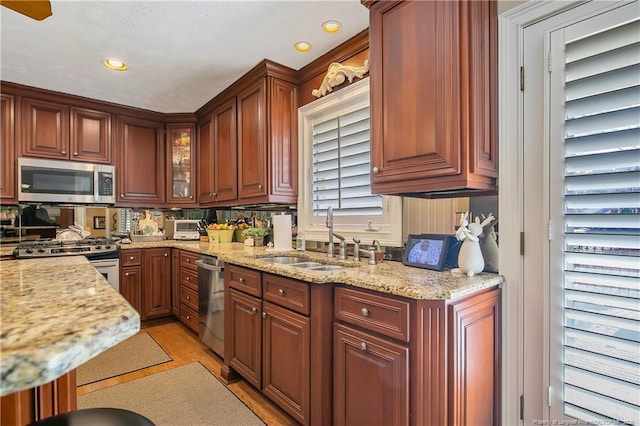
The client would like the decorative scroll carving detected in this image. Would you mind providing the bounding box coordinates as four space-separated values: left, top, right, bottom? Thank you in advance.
312 60 369 98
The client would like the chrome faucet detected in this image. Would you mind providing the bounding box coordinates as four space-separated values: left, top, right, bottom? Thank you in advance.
353 237 377 265
326 206 346 258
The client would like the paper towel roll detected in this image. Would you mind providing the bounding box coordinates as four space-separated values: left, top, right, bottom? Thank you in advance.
272 214 292 251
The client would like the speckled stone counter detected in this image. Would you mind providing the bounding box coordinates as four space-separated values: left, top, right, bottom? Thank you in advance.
0 256 140 396
120 241 503 300
0 245 17 257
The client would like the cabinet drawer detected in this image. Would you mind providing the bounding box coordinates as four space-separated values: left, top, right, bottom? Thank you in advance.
120 250 141 266
263 273 310 316
180 304 198 332
180 286 198 311
180 251 198 271
334 287 410 342
227 265 262 297
180 268 198 291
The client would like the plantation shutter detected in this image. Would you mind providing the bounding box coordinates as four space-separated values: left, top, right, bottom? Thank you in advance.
556 14 640 424
311 106 382 217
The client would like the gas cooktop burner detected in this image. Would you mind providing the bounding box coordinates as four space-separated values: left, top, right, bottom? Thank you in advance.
13 238 120 259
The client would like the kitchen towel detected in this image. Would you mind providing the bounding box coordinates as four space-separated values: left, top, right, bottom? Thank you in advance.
272 214 292 251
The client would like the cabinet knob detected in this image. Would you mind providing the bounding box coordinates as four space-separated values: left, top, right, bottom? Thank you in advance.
278 288 285 296
262 312 267 318
186 276 190 281
189 195 193 199
209 193 213 197
186 296 191 300
258 184 263 189
125 272 130 277
129 256 134 260
61 150 66 155
164 253 168 257
360 342 368 351
213 192 217 197
186 315 191 320
73 152 78 156
120 194 125 197
251 307 258 314
239 277 245 283
186 259 190 262
361 307 369 317
372 166 379 173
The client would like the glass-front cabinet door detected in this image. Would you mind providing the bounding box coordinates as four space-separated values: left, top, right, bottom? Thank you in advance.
166 123 196 205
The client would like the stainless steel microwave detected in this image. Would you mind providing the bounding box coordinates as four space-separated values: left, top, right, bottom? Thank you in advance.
18 157 115 204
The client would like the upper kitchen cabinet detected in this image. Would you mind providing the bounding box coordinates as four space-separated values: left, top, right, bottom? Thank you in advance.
166 123 196 205
115 116 165 206
20 98 112 164
198 96 238 206
237 66 298 204
365 0 497 197
1 94 16 203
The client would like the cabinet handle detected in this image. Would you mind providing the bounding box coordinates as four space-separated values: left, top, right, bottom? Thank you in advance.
61 150 66 155
360 342 367 351
278 288 285 296
251 307 258 314
372 166 379 173
261 312 267 318
186 259 190 262
189 195 193 199
209 193 213 197
258 184 263 189
361 307 369 317
239 277 245 283
73 152 78 156
125 272 130 277
120 194 125 198
164 253 168 257
186 276 190 281
186 315 191 320
129 256 134 260
213 192 217 197
186 296 191 300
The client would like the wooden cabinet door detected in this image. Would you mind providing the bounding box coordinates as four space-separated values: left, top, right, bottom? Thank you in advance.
237 78 267 200
115 116 165 205
166 124 196 205
367 0 496 195
171 249 180 317
266 77 297 201
70 107 111 163
262 301 310 425
120 265 142 314
142 248 171 319
333 323 409 426
197 114 215 204
1 94 16 202
20 98 69 160
448 287 501 426
227 288 262 388
212 97 238 204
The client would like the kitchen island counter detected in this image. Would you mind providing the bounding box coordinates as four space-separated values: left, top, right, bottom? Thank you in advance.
121 241 503 300
0 256 140 396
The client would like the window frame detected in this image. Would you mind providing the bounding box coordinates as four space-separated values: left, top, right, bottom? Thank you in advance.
297 78 403 246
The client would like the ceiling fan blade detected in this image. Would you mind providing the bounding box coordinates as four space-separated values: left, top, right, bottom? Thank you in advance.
1 0 52 21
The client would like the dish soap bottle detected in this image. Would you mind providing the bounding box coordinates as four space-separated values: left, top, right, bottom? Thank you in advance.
296 232 305 251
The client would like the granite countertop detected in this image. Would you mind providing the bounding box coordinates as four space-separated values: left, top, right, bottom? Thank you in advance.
0 256 140 396
0 245 17 257
121 241 504 300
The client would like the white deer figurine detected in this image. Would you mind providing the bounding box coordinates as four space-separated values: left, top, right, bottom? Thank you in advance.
452 212 495 277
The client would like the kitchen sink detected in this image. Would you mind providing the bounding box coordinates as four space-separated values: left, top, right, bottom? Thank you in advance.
258 256 310 264
288 261 323 268
305 265 345 271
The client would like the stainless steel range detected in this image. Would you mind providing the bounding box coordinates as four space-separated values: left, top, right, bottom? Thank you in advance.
13 238 121 291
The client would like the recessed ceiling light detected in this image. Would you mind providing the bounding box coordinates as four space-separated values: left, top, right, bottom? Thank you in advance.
294 41 312 53
322 20 341 33
102 59 128 71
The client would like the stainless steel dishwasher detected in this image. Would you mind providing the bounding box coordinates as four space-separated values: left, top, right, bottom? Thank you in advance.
196 255 224 358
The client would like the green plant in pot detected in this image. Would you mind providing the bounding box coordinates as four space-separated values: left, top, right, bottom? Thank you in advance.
242 227 270 246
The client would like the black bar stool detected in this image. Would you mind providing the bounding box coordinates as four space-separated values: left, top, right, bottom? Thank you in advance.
30 408 154 426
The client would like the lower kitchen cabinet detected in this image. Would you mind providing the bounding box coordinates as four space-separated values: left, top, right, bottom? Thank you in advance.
171 249 180 316
222 265 331 426
119 248 171 321
333 323 409 426
177 250 199 332
0 370 76 426
334 285 501 426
